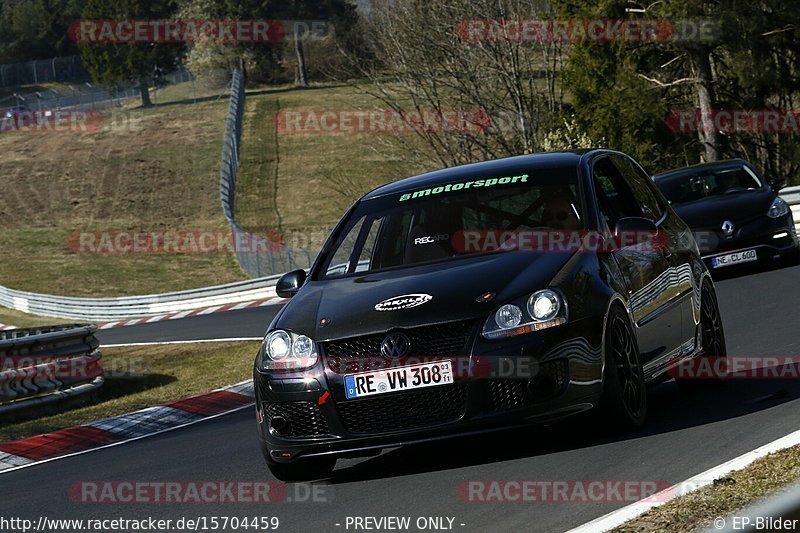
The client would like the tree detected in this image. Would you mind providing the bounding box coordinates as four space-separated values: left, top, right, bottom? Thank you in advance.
355 0 566 168
0 0 83 63
79 0 181 107
555 0 800 177
278 0 361 87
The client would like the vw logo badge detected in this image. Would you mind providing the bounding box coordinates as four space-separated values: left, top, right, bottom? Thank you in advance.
721 220 735 237
381 332 411 359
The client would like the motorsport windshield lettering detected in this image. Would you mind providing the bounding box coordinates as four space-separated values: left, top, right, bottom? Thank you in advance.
399 174 529 202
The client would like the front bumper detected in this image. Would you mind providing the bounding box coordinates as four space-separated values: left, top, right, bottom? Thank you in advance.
254 318 603 463
696 214 798 268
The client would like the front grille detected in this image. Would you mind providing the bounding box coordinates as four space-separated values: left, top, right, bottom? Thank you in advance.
485 360 568 412
337 384 468 434
324 320 475 372
486 380 529 411
265 402 329 438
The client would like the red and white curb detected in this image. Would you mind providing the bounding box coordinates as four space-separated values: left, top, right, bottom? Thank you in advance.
0 380 255 473
97 297 286 330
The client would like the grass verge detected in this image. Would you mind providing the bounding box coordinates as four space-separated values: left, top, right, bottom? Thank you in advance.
0 307 65 329
616 445 800 532
0 341 259 443
235 83 426 253
0 80 246 296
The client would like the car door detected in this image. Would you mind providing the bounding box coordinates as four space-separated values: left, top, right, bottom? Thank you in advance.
620 156 699 357
591 155 683 367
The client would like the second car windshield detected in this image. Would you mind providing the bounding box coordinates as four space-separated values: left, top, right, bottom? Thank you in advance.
656 165 763 205
319 168 582 278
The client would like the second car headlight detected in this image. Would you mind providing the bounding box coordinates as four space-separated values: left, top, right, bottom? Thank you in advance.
261 330 318 370
483 289 567 339
768 197 790 219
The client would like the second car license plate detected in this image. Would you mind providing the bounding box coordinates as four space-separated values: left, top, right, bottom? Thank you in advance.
344 360 453 399
712 249 757 268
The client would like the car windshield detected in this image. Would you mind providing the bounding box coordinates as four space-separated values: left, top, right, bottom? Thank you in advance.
318 167 582 279
656 165 763 205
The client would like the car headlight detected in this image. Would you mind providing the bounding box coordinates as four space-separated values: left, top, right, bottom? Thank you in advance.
483 289 567 339
260 330 318 370
768 197 790 219
495 304 523 329
528 290 561 321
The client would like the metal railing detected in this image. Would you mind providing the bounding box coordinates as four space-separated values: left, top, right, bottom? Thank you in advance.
219 69 313 278
0 275 283 322
0 55 88 87
0 325 103 416
781 185 800 233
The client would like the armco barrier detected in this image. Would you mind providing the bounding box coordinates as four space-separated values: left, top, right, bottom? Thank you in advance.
0 325 103 415
0 274 282 322
781 185 800 233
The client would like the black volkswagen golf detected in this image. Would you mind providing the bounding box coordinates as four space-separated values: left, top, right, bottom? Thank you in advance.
254 149 725 480
653 159 799 270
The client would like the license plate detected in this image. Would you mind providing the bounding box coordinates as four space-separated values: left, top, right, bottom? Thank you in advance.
712 249 757 268
344 360 453 399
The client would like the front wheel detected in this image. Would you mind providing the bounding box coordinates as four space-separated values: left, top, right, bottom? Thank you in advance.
267 456 336 482
600 306 647 428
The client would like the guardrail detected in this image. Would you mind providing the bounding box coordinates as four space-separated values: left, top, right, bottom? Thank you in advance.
0 325 103 416
781 185 800 233
219 69 313 278
0 275 282 322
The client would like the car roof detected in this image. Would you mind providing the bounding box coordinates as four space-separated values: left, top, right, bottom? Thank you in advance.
653 159 749 181
363 149 606 200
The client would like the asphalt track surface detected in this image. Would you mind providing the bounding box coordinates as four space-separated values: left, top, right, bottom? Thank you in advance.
5 264 800 532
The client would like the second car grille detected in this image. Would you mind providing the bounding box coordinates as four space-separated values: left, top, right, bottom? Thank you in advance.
337 383 468 434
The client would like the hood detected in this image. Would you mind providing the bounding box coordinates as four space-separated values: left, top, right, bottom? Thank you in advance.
275 251 575 341
671 189 774 229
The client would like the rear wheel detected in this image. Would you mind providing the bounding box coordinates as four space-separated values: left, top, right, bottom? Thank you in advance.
600 306 647 428
266 456 336 482
677 284 727 388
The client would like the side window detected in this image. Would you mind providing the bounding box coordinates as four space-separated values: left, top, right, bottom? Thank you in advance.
592 157 643 229
325 216 382 276
612 155 664 222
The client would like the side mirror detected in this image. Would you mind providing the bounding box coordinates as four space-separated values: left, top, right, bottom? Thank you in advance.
614 217 659 246
771 178 787 192
276 269 307 298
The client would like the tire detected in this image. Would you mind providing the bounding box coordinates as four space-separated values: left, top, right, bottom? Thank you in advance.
600 306 647 428
676 284 727 389
266 456 336 482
